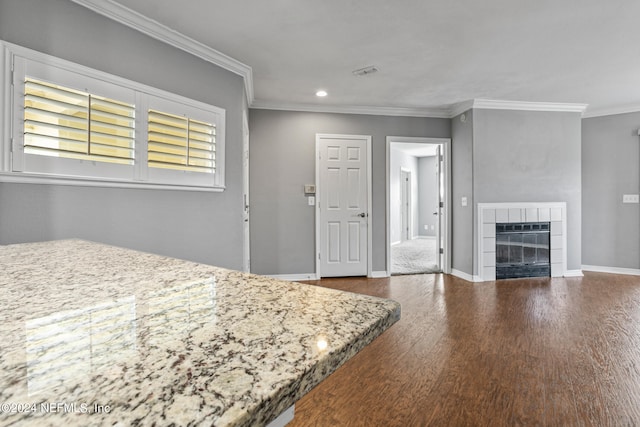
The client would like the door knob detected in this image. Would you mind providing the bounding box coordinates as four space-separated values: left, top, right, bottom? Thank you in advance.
357 212 367 217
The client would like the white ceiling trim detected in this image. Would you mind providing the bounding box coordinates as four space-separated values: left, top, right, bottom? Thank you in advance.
450 99 588 117
448 100 476 118
250 100 451 118
582 103 640 118
252 99 589 119
474 99 589 113
70 0 254 105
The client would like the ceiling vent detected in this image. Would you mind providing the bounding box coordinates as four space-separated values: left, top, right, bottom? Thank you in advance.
352 65 378 77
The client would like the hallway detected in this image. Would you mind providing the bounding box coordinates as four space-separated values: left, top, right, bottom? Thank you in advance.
391 239 439 275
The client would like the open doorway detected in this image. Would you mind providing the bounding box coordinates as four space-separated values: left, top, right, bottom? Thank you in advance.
386 137 451 276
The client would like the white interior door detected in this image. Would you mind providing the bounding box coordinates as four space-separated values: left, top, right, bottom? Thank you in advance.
317 135 369 277
400 169 411 241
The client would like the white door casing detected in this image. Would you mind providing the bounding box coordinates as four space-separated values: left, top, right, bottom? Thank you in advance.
386 136 451 276
242 109 250 272
316 134 371 277
400 169 411 241
435 145 442 271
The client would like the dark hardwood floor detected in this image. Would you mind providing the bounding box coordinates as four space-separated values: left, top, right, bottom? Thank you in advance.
291 272 640 426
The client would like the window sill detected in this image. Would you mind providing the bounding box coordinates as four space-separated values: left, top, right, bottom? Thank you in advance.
0 172 225 192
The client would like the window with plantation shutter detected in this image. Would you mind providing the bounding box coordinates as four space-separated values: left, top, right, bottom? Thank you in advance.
148 110 215 174
24 78 135 165
4 42 226 191
144 93 224 188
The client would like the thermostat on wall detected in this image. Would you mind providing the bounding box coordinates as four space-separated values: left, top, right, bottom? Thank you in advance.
304 184 316 194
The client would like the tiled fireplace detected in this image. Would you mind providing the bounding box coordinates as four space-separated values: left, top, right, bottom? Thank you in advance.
478 203 567 281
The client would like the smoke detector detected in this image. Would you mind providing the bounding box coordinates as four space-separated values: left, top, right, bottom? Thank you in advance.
352 65 378 77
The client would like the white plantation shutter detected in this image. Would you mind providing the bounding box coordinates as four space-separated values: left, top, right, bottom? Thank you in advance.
147 110 215 174
89 95 136 163
145 93 224 188
24 78 135 165
7 43 225 190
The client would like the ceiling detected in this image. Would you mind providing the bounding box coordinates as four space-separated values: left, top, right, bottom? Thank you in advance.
87 0 640 117
391 143 438 157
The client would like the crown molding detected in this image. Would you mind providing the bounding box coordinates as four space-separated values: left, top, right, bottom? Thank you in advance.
250 100 451 118
582 103 640 118
448 100 475 118
472 99 588 113
450 99 588 117
70 0 254 105
251 99 591 119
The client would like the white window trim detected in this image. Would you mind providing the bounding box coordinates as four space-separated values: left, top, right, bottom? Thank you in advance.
0 40 226 192
1 43 11 174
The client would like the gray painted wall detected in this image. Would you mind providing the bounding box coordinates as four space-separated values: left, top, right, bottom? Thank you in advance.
473 109 583 272
248 109 450 275
450 108 583 276
418 156 438 237
390 147 419 243
582 112 640 269
0 0 246 269
451 111 474 275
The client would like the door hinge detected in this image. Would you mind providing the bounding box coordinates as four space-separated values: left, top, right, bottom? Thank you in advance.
439 201 444 208
439 248 444 254
318 252 321 260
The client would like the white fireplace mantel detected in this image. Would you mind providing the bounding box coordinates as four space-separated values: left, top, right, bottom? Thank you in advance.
477 202 567 281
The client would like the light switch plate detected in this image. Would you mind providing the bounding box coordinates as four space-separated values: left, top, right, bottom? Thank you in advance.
461 196 468 207
308 196 315 206
623 194 639 204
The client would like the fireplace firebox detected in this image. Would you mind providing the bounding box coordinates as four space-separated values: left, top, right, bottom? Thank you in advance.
495 222 551 279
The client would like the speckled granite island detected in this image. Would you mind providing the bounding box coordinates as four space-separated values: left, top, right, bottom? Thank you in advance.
0 240 400 427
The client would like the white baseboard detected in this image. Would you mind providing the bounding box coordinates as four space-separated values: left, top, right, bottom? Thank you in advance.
563 269 584 277
414 235 436 240
267 405 294 427
582 265 640 276
269 272 392 280
268 273 319 281
451 268 596 281
391 240 401 246
370 271 389 278
451 269 481 282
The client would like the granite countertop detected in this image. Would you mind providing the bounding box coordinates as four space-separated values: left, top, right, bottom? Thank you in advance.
0 240 400 426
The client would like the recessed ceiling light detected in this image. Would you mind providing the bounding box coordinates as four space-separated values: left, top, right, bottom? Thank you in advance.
316 90 328 97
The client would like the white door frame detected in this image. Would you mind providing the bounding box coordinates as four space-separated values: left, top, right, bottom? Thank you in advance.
386 136 452 275
315 133 373 278
242 109 250 272
435 145 443 271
